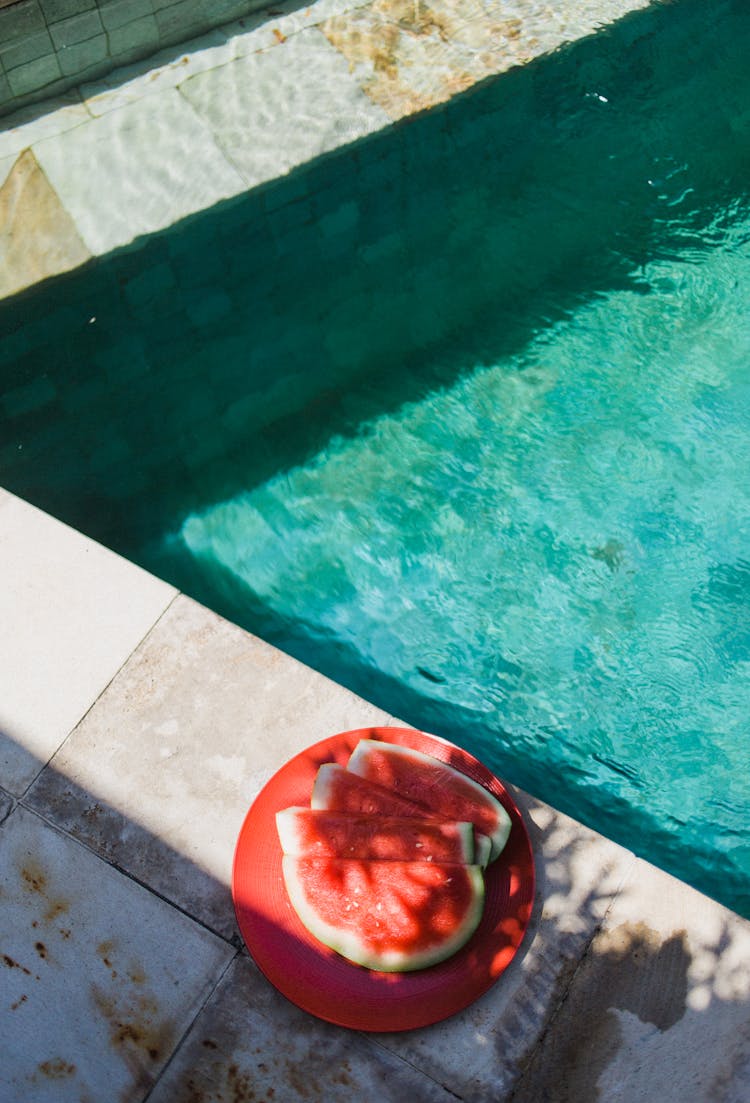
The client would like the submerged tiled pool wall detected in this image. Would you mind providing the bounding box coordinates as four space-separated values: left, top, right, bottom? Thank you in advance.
0 51 575 541
1 0 746 554
0 0 270 116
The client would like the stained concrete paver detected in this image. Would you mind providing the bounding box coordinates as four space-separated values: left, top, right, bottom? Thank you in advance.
31 88 246 254
0 490 176 796
0 0 657 260
0 804 233 1103
25 593 394 940
148 952 459 1103
511 857 750 1103
79 0 375 119
323 0 653 120
179 28 390 190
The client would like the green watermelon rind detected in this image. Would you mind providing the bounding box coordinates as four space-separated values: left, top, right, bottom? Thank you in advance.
281 856 486 973
347 740 512 863
276 807 476 864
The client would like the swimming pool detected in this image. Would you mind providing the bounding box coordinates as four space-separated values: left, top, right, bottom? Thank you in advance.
2 0 749 915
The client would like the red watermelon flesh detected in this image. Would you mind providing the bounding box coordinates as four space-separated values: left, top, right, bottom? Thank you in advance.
282 856 485 972
347 740 512 862
276 807 475 863
312 762 493 869
311 762 432 817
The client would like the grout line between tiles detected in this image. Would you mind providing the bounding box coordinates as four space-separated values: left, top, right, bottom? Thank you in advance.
17 590 181 803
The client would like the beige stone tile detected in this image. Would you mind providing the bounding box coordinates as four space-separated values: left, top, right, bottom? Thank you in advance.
32 89 246 254
0 804 233 1103
149 952 459 1102
25 594 392 939
79 27 233 116
179 28 389 190
373 792 635 1100
512 857 750 1103
0 148 90 298
80 0 393 122
0 154 15 189
323 0 652 120
0 97 90 162
0 492 176 796
323 0 514 120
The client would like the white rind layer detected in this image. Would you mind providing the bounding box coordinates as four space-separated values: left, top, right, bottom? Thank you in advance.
309 763 340 810
474 833 492 869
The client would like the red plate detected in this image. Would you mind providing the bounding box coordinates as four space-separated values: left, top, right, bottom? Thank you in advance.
232 726 535 1032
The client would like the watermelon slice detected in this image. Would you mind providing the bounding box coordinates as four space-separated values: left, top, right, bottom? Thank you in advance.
276 807 476 863
312 761 494 869
311 762 430 817
347 740 512 862
282 856 485 972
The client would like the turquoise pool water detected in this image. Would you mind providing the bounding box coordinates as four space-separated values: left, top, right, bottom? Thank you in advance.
1 0 748 915
167 3 750 916
175 209 750 914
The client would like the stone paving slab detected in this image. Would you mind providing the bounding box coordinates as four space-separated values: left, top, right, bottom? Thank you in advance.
79 26 233 116
0 93 90 161
31 86 246 254
78 0 375 117
0 490 176 796
323 0 652 119
179 27 390 190
0 147 90 298
25 593 394 940
511 857 750 1103
0 151 15 188
148 952 458 1102
0 803 234 1103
